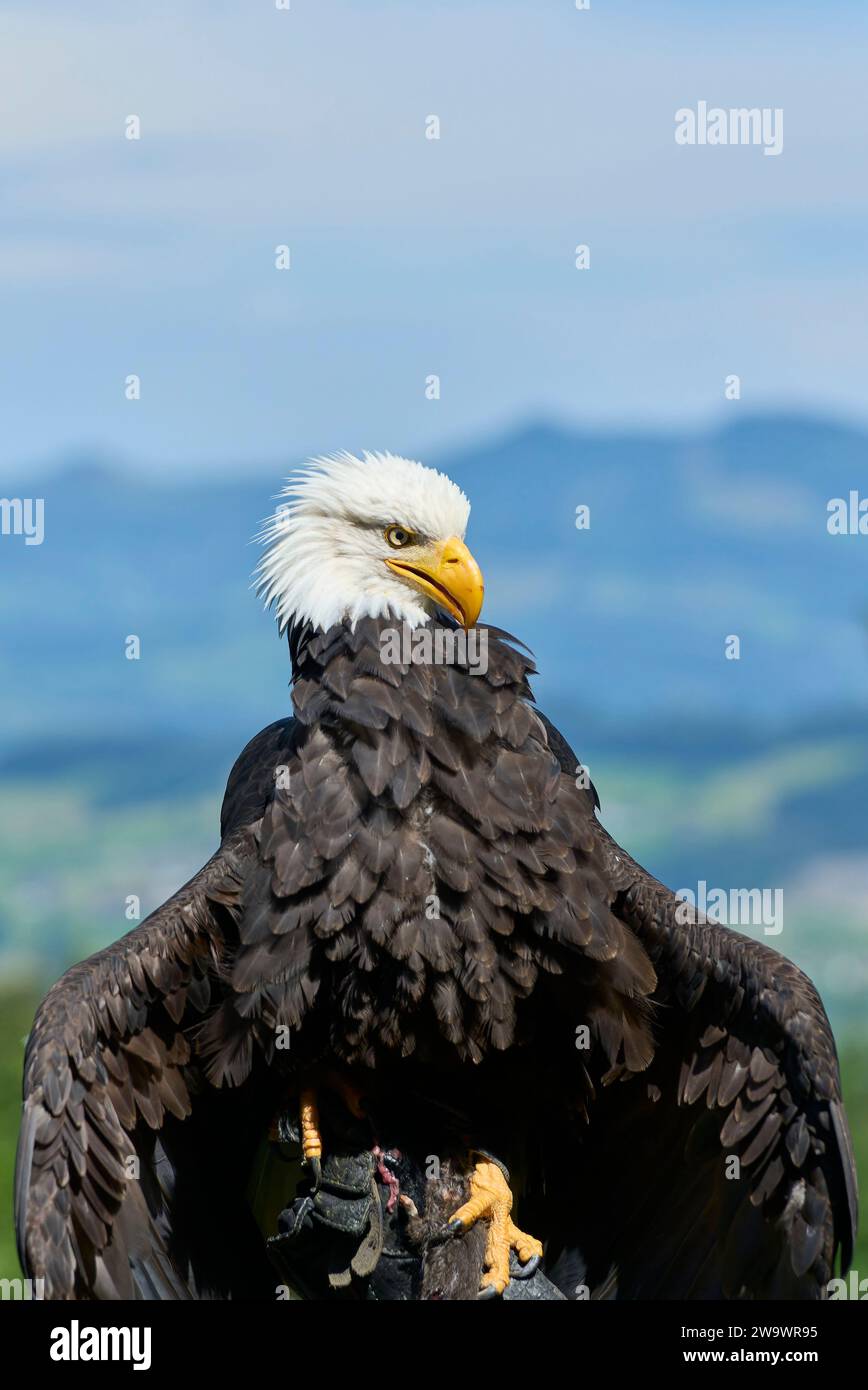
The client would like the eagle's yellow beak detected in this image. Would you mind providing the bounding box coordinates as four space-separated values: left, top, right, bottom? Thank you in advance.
385 535 484 629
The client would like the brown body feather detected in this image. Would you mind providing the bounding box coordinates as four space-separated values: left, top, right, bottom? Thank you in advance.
197 618 655 1081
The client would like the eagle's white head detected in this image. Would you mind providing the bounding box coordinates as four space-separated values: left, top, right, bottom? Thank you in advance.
256 451 484 634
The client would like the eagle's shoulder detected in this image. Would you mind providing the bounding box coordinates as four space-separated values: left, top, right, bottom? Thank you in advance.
220 717 301 840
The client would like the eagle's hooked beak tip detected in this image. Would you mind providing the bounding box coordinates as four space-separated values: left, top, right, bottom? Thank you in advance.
386 535 484 629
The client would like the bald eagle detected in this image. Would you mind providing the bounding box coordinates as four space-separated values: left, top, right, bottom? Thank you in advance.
16 452 857 1301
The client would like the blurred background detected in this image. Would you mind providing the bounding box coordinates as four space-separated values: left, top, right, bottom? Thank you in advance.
1 0 866 1287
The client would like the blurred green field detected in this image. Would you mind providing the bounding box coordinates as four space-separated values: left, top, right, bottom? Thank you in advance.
1 981 865 1294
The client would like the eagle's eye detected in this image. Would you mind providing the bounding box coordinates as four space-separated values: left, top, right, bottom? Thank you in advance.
385 524 415 549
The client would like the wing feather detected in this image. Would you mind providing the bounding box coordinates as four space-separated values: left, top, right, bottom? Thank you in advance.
538 712 857 1299
14 831 273 1299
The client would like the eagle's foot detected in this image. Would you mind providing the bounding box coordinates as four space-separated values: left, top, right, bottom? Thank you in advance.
300 1088 322 1163
299 1088 323 1188
298 1077 368 1187
448 1155 543 1296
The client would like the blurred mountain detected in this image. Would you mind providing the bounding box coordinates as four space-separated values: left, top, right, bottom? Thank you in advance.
3 412 866 758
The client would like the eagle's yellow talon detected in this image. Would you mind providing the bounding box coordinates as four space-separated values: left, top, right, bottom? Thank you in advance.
508 1218 543 1266
449 1158 543 1295
300 1088 322 1161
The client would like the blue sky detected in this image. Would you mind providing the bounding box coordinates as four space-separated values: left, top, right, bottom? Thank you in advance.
2 0 867 472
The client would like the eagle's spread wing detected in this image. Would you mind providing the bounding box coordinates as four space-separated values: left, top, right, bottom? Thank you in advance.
14 719 301 1301
541 715 858 1300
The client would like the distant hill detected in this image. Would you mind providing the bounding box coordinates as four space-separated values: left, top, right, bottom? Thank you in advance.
3 413 866 759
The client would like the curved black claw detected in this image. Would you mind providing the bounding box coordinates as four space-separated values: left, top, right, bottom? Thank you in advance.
476 1250 541 1298
511 1252 541 1280
469 1148 510 1183
427 1218 464 1249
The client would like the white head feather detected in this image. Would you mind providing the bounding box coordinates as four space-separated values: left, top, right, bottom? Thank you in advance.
256 451 472 633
